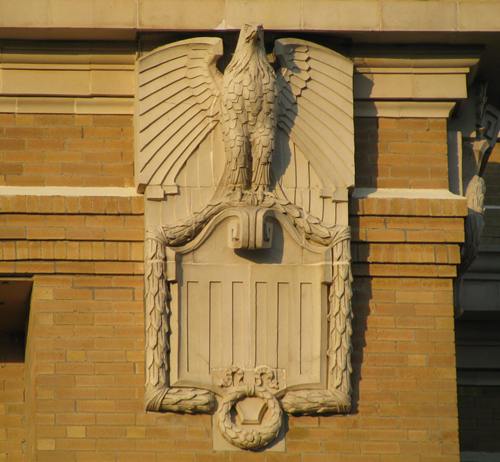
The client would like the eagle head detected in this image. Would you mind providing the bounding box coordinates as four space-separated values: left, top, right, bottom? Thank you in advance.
236 23 264 50
226 23 270 76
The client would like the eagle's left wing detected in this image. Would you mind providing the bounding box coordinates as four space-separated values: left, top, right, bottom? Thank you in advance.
274 38 354 193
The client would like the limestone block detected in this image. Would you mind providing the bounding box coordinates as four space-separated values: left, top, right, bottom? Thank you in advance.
302 0 380 31
459 1 500 31
1 69 89 95
0 0 50 27
90 70 135 96
139 0 224 29
225 0 302 29
382 0 457 31
354 73 467 100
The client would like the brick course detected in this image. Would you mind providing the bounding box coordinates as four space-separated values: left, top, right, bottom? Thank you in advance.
0 361 25 462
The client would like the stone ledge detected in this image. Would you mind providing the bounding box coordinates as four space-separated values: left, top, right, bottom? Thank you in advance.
0 186 139 197
353 188 463 200
354 101 456 119
350 188 468 217
0 97 134 114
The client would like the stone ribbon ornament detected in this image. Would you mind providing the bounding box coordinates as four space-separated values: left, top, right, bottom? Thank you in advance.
138 24 355 450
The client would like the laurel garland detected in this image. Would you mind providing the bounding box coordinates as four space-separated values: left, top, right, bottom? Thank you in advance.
160 192 346 248
217 386 282 450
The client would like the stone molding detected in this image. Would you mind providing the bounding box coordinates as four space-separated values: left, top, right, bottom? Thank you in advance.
0 46 134 114
0 186 138 196
0 46 478 114
0 66 134 98
353 55 479 102
2 1 500 38
352 187 466 200
0 97 133 114
355 101 456 118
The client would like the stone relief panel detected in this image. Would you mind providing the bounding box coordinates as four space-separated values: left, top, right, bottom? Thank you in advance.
136 24 354 450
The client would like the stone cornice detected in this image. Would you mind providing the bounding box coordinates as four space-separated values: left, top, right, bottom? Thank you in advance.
1 0 500 38
353 54 479 102
0 48 478 115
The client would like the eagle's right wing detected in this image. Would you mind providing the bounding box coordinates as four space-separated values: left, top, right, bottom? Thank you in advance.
136 38 223 192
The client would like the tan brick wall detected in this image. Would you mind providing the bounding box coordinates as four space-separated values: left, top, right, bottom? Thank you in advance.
21 273 460 462
355 118 449 189
0 360 25 462
0 114 133 187
0 196 144 275
0 114 466 461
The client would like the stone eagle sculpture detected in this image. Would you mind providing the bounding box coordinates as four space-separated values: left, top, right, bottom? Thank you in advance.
138 25 355 451
221 24 277 197
136 23 354 197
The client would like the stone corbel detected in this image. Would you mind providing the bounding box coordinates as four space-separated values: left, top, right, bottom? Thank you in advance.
228 207 273 249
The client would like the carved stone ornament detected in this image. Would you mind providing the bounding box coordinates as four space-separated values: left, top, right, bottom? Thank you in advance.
460 88 500 275
137 24 355 450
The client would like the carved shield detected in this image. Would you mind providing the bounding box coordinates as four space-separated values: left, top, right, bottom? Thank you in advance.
138 28 354 450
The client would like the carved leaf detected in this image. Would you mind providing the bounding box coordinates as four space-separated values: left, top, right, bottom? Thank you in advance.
144 233 169 396
328 238 353 395
137 38 223 191
274 38 354 191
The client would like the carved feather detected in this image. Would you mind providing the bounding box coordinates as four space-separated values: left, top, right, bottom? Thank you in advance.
137 38 223 191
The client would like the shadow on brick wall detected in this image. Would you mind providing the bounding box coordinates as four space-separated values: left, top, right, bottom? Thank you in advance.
350 276 371 414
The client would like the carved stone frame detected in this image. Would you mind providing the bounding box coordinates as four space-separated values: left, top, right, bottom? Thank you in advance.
143 197 353 449
138 28 355 450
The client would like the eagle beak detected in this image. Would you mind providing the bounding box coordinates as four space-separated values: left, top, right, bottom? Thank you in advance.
244 24 263 43
246 30 257 42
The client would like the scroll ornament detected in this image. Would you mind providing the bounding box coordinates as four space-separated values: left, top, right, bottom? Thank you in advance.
141 24 354 450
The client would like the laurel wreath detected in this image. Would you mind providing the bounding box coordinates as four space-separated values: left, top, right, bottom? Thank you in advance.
216 385 282 450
